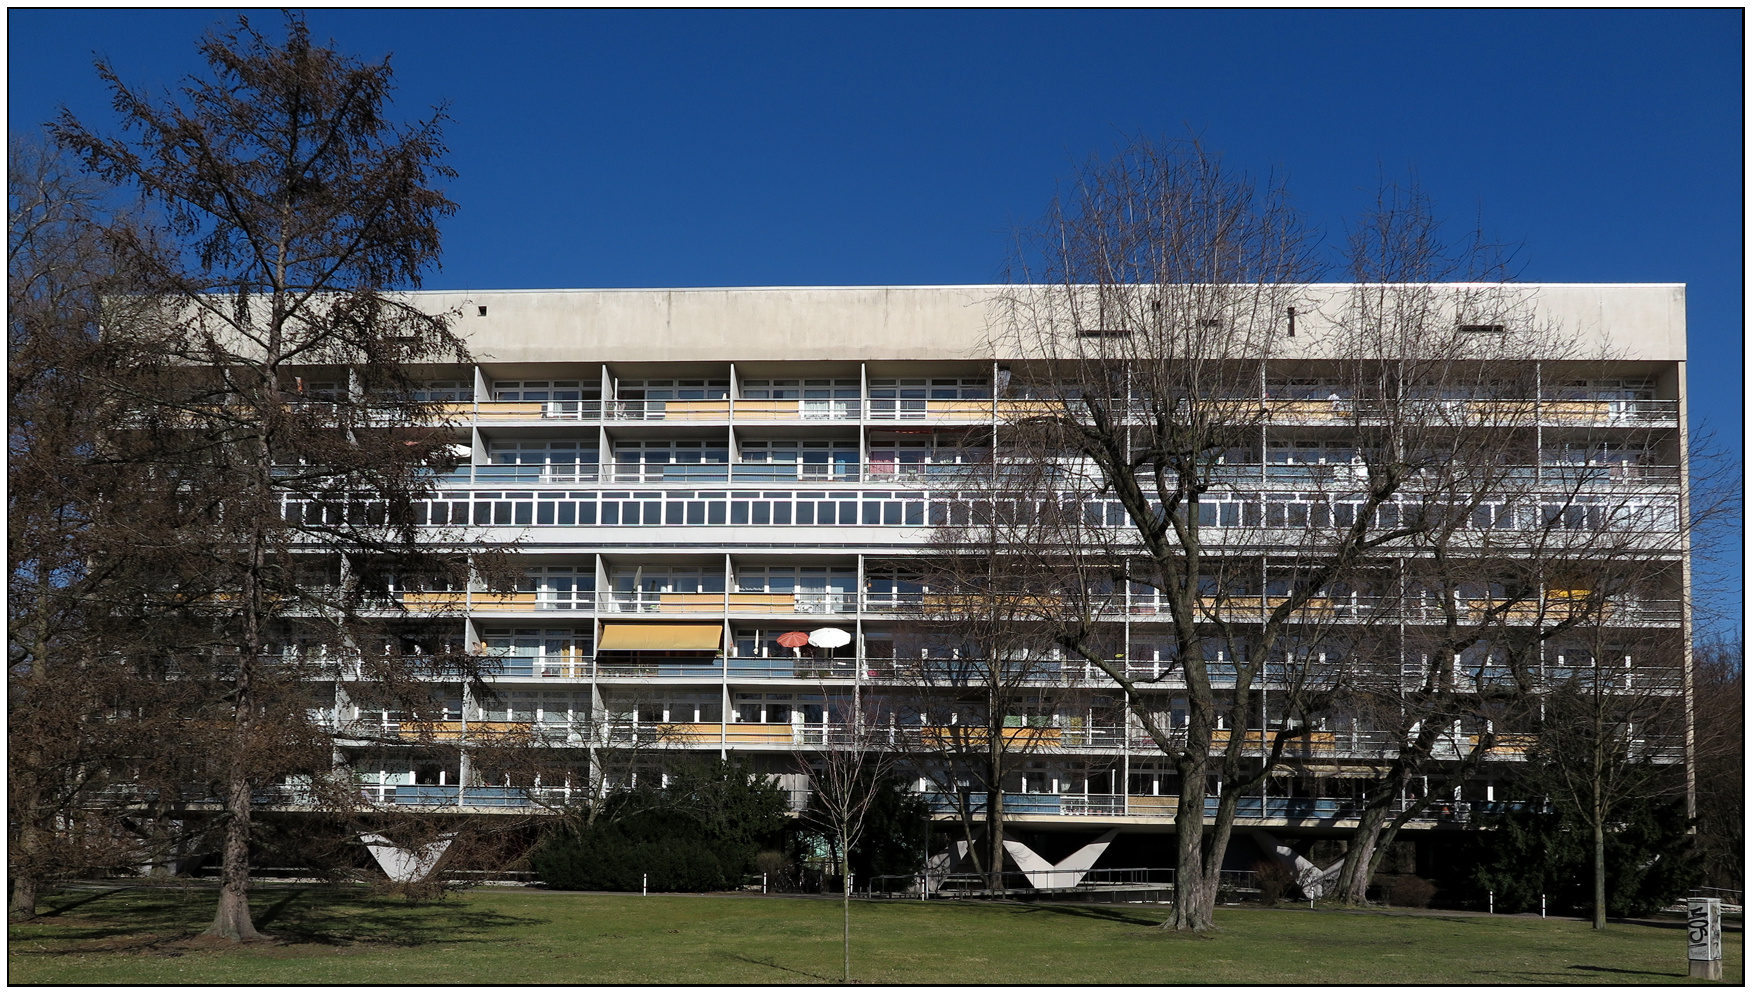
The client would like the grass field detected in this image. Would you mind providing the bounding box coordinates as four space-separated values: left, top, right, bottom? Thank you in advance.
8 885 1741 985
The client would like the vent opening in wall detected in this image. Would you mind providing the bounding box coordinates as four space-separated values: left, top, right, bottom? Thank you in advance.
477 305 488 316
1077 328 1132 338
1458 323 1505 332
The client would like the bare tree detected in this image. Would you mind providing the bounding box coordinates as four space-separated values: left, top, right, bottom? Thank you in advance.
6 137 213 918
1527 620 1688 929
795 694 901 983
877 540 1083 893
984 139 1643 930
52 13 482 940
1690 638 1742 892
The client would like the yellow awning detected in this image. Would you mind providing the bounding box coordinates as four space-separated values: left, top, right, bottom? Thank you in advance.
598 623 723 652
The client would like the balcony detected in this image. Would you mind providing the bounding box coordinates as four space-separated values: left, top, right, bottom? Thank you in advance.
467 592 596 613
415 461 1677 502
861 592 1683 629
601 592 727 614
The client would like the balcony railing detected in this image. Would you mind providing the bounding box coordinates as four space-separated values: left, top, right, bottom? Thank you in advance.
409 395 1681 430
860 593 1683 628
428 460 1679 491
428 462 989 487
469 398 994 423
914 791 1511 824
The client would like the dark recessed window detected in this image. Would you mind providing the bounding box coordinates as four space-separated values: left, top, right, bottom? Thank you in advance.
1078 328 1132 338
477 305 488 316
1459 323 1506 333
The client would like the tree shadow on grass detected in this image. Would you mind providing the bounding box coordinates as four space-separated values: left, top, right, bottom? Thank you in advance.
21 888 218 946
17 887 544 954
723 952 841 982
38 889 132 918
1566 965 1686 978
245 891 545 947
1467 965 1689 984
1005 903 1164 928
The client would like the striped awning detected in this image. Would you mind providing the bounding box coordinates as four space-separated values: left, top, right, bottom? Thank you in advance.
598 623 723 651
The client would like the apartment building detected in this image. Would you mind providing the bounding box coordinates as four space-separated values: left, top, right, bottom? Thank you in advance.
314 284 1691 870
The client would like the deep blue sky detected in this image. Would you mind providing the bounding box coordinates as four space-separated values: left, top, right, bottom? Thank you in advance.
10 9 1743 637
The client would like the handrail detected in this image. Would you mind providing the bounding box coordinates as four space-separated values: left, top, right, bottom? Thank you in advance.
420 461 1679 490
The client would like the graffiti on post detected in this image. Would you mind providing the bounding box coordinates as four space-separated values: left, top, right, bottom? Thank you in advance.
1687 897 1722 973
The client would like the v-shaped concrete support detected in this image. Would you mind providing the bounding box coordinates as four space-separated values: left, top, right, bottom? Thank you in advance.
360 832 455 884
1247 829 1343 899
1003 830 1118 890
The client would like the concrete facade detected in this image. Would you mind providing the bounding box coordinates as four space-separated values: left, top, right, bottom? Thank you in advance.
301 284 1689 891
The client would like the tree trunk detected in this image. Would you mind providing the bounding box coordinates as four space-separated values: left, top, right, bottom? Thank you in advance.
986 738 1005 896
206 768 261 940
840 826 851 983
1337 814 1388 905
9 872 40 922
1167 767 1213 930
207 510 267 943
1592 807 1607 929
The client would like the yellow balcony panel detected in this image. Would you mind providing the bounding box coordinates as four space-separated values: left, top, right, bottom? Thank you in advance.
660 722 726 744
1127 795 1177 814
473 401 547 420
1540 401 1613 423
1279 731 1338 755
728 593 802 613
471 592 539 611
598 622 724 651
1468 400 1539 419
1482 734 1536 758
1267 400 1351 421
916 726 1064 749
724 723 796 745
1207 730 1272 748
661 400 732 421
399 592 469 612
397 720 532 741
733 400 805 420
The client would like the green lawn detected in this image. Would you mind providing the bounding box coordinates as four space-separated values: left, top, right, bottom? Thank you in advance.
8 885 1741 985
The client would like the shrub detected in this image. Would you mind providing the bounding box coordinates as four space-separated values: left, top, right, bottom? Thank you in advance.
1454 797 1701 916
1388 875 1437 908
791 773 931 884
1252 860 1298 905
531 759 788 892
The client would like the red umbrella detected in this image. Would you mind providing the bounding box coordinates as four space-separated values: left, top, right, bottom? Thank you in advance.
776 631 810 657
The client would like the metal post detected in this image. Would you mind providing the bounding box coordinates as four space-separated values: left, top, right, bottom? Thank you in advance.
762 872 768 895
1489 890 1494 915
643 873 648 897
1541 894 1546 918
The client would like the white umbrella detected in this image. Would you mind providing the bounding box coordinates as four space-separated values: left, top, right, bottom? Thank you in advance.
808 627 851 657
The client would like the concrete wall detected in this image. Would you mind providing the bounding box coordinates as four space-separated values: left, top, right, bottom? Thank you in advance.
401 284 1685 366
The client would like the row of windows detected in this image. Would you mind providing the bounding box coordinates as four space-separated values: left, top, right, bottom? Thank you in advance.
484 440 987 469
298 375 1663 406
280 488 1676 534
